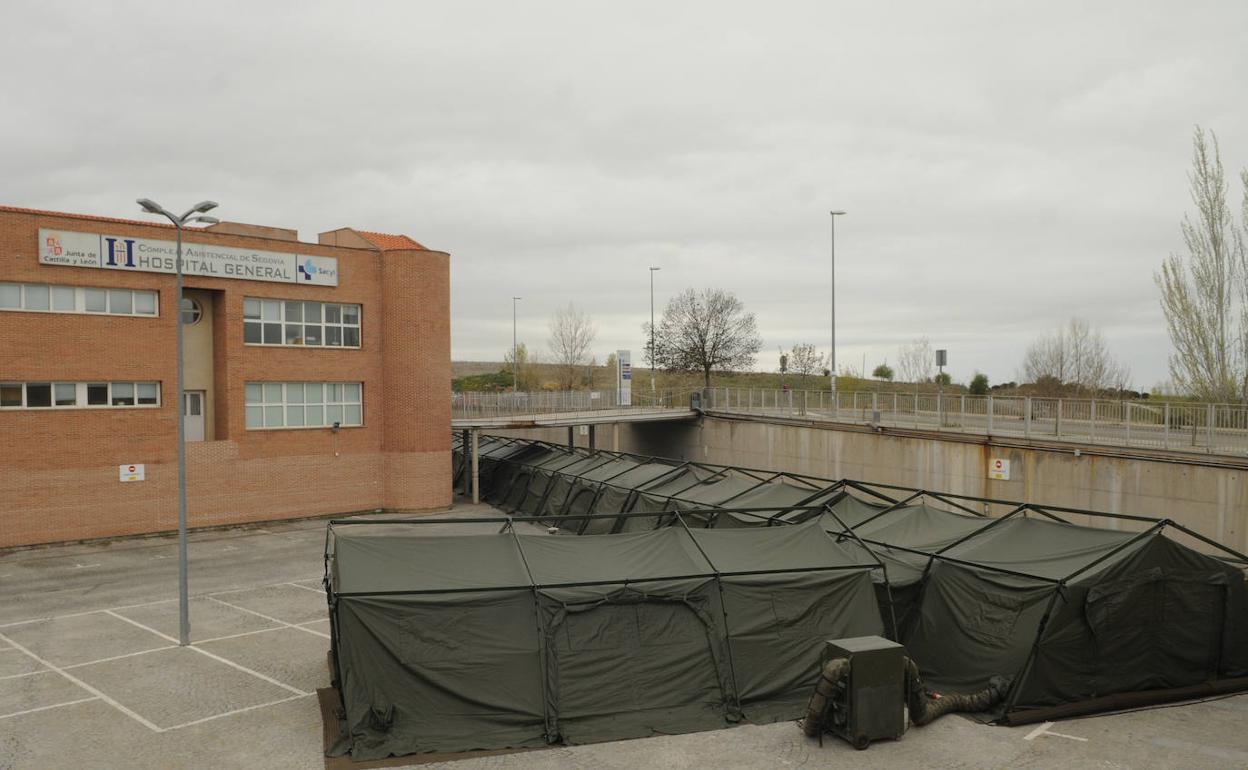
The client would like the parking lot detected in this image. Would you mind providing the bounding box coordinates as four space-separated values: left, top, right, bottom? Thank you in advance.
2 502 1248 769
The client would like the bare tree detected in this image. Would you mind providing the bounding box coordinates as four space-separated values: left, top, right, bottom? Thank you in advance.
1021 317 1130 395
547 303 597 389
897 337 934 384
787 343 826 380
650 288 762 386
503 342 542 391
1156 126 1247 402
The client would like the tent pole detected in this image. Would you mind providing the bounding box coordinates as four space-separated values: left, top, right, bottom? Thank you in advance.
932 504 1029 556
923 490 990 517
505 526 557 742
673 511 744 720
821 503 901 640
1000 588 1065 716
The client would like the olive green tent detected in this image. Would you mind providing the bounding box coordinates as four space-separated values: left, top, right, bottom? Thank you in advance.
326 518 885 759
450 435 1248 724
904 514 1248 722
821 498 992 637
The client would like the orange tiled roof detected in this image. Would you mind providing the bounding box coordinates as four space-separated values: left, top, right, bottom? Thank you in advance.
355 230 426 251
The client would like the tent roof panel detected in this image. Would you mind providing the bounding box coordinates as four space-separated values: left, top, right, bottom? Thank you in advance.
853 503 990 552
333 532 531 593
823 494 893 527
941 516 1144 580
689 519 877 573
574 457 643 482
674 476 765 505
728 481 836 511
517 527 713 585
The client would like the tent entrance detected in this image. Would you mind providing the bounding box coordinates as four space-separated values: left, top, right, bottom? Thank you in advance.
1087 570 1227 693
546 595 732 744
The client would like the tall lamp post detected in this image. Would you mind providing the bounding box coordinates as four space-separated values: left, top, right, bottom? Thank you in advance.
512 296 522 392
649 266 660 402
829 211 846 412
136 198 220 647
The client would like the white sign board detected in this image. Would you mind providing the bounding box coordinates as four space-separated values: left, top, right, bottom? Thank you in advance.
39 229 338 286
988 457 1011 481
616 349 632 406
119 463 146 482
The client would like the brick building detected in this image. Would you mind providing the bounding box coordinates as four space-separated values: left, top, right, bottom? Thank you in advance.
0 205 451 548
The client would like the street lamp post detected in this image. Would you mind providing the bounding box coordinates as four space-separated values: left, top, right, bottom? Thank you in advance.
829 211 846 412
512 296 522 392
136 198 220 647
649 266 660 402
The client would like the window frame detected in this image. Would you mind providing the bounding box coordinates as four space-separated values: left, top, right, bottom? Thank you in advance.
243 298 361 349
0 381 162 410
0 282 159 318
244 381 363 430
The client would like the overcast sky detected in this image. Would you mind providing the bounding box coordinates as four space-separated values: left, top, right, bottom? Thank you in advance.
4 1 1247 389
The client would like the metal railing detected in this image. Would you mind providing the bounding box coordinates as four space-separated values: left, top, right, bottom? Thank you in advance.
452 388 697 421
452 386 1248 456
700 387 1248 457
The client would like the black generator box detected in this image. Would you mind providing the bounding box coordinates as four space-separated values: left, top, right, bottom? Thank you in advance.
821 635 907 749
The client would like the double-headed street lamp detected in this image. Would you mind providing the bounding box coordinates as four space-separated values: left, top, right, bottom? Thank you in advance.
512 296 522 393
649 266 660 401
136 198 219 647
829 211 846 410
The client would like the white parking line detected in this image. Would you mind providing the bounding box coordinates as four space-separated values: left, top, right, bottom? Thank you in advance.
194 626 286 645
0 576 323 630
0 631 163 732
1023 721 1087 742
103 611 308 697
206 596 330 640
62 645 179 670
0 696 100 722
0 669 51 682
284 581 324 594
160 693 311 732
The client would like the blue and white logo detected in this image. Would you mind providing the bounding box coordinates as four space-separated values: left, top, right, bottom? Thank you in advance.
297 256 338 285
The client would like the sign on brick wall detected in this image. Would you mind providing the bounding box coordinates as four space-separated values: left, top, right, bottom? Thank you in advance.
39 229 338 286
119 464 146 482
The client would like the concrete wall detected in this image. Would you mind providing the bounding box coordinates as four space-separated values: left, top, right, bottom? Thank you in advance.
493 413 1248 554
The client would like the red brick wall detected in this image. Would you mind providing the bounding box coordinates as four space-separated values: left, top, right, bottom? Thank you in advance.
0 208 451 548
380 248 452 510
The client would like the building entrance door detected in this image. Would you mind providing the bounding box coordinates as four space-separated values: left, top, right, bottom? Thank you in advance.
184 391 205 442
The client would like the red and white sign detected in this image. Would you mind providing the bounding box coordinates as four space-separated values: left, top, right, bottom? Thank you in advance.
119 463 146 482
988 458 1011 481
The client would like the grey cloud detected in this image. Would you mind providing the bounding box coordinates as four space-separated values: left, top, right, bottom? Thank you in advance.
3 0 1247 389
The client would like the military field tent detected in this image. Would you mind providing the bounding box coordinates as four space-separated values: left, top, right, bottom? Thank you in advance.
686 521 887 721
905 513 1248 722
325 518 886 759
465 438 847 534
821 497 993 637
450 435 1248 723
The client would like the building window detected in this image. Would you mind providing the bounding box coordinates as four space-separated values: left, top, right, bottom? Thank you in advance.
243 298 360 348
0 283 158 317
181 297 203 325
0 381 160 410
244 381 362 429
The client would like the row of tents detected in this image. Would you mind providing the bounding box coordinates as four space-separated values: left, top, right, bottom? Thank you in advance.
322 435 1248 759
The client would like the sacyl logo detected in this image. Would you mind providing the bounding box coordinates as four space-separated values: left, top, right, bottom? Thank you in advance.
104 237 137 268
297 258 316 281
